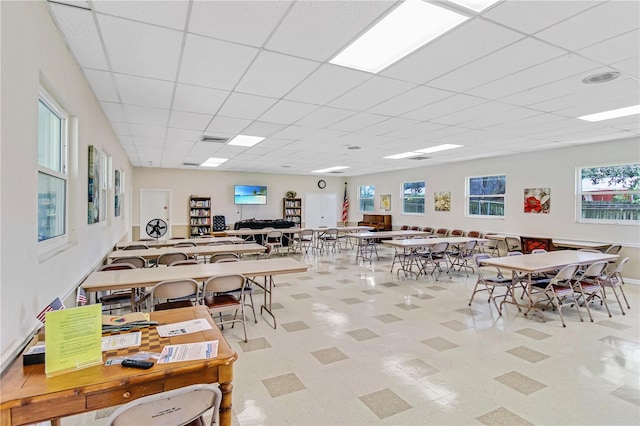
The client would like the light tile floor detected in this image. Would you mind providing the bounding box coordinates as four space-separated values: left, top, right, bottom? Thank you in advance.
63 246 639 425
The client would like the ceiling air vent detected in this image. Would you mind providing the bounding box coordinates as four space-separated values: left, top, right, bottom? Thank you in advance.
329 170 344 174
182 162 200 166
582 72 620 84
200 135 228 143
409 156 431 160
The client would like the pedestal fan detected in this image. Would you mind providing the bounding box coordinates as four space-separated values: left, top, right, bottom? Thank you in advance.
145 218 167 241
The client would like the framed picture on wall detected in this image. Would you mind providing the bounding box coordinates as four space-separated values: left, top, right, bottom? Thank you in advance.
114 169 121 217
434 191 451 212
380 194 391 211
87 145 103 224
524 188 550 213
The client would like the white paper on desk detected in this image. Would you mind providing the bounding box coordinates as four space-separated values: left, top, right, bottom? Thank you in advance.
156 318 213 337
157 340 219 364
101 332 141 351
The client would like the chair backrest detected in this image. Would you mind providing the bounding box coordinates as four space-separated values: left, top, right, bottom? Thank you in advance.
106 383 221 426
431 241 449 254
422 227 434 234
450 229 464 236
435 228 448 237
98 263 136 271
169 259 199 266
150 279 200 311
551 264 579 286
325 228 339 239
112 256 147 268
605 244 622 255
467 231 481 238
259 243 274 259
300 229 314 239
505 236 522 252
123 244 149 250
606 256 629 278
579 261 608 280
463 240 477 253
399 225 409 230
265 230 283 244
409 226 420 231
474 253 491 268
203 274 245 294
156 252 189 266
531 249 547 254
174 241 197 247
507 251 523 256
210 253 240 263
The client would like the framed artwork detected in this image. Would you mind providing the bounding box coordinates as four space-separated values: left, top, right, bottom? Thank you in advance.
87 145 103 224
380 194 391 211
434 191 451 212
114 169 121 217
524 188 550 213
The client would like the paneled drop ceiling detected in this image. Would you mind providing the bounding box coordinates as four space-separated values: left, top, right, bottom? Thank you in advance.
47 0 639 176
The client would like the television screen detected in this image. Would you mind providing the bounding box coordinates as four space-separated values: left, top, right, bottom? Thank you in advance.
234 185 267 205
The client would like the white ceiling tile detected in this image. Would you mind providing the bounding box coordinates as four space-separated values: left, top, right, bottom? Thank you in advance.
241 121 288 138
578 29 640 66
285 64 371 105
114 74 174 109
172 84 229 115
357 118 421 137
165 127 201 141
295 107 356 128
271 125 319 140
83 69 119 102
432 101 516 126
100 102 125 122
48 3 109 69
612 56 639 78
189 0 291 47
556 93 640 118
382 18 524 84
132 137 163 147
300 129 348 143
468 54 601 100
482 0 601 35
235 51 319 98
128 123 166 138
460 107 543 130
328 113 388 132
169 111 212 131
402 94 487 121
536 1 640 51
178 33 258 90
92 0 189 30
110 122 131 136
205 116 251 135
266 0 395 61
427 38 566 92
367 85 455 116
97 14 183 80
259 100 319 125
383 122 447 139
218 93 278 120
123 105 169 126
329 76 415 111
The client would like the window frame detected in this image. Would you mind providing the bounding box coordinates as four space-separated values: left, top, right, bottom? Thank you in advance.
358 185 375 213
466 174 506 218
37 87 69 251
577 163 640 225
401 180 425 215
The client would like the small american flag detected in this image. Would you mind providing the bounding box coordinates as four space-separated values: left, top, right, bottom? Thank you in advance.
76 287 87 306
341 183 349 223
36 297 65 323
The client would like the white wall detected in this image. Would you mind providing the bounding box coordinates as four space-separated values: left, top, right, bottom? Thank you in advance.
0 1 132 370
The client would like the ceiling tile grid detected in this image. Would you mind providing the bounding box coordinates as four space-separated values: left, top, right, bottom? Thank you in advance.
46 0 639 175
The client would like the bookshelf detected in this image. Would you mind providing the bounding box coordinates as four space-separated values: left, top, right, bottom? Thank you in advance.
189 195 211 237
283 197 302 227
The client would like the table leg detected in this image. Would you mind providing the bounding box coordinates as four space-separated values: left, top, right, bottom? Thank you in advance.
219 381 233 426
250 275 277 329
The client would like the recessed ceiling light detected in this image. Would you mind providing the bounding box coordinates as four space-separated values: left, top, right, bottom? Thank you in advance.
228 135 265 147
448 0 501 13
312 166 350 173
330 0 469 73
578 105 640 122
384 152 421 159
200 157 228 167
582 71 621 85
416 144 463 154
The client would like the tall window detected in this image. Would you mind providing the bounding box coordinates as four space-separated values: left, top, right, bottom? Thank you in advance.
578 164 640 223
402 181 425 214
359 185 375 212
38 90 68 244
467 174 505 217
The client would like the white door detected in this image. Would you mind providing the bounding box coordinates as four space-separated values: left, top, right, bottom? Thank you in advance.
304 193 337 228
140 189 171 240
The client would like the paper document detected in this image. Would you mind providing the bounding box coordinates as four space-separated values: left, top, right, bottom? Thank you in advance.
157 340 219 364
101 332 142 351
156 318 213 337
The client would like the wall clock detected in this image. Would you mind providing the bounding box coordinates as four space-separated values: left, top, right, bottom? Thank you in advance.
317 179 326 189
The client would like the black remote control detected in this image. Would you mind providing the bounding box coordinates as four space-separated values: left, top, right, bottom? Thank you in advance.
121 359 154 369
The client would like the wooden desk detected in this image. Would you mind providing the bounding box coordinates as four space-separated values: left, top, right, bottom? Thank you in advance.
117 237 243 249
481 251 618 319
108 243 266 262
82 259 310 328
0 306 237 426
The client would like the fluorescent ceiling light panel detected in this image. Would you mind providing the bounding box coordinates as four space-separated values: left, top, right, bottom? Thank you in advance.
416 144 463 154
578 105 640 122
384 151 421 159
329 0 469 73
311 166 350 173
448 0 501 13
228 135 265 146
200 157 228 167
